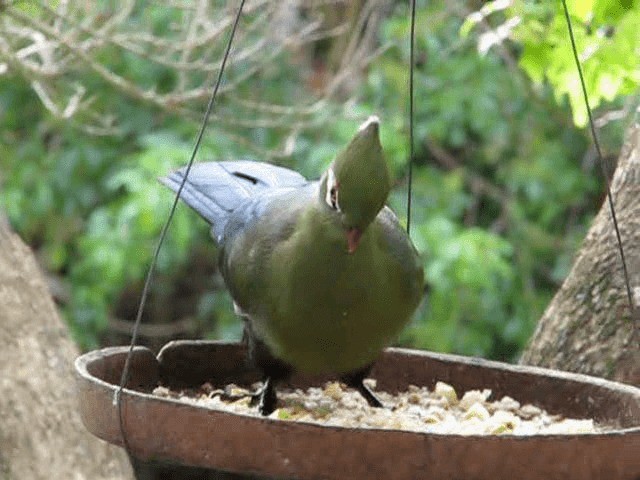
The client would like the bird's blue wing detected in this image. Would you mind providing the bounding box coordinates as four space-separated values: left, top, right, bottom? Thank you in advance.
159 161 309 242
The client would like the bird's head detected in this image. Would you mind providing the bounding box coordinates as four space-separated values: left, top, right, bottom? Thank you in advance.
321 115 392 254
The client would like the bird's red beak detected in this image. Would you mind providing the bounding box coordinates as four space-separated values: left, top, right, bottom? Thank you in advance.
346 227 362 254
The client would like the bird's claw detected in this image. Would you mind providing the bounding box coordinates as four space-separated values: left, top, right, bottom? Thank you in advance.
249 377 278 416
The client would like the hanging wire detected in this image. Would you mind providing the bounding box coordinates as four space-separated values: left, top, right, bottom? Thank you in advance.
560 0 638 336
114 0 247 457
406 0 417 235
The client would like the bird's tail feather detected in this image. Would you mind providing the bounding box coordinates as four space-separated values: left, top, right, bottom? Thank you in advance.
159 161 307 241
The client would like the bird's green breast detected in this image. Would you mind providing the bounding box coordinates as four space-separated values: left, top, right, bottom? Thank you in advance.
227 198 424 375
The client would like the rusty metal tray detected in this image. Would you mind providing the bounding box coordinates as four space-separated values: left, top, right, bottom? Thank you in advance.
75 341 640 479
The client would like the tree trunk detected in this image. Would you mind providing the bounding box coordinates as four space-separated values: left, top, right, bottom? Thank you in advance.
521 122 640 386
0 216 133 479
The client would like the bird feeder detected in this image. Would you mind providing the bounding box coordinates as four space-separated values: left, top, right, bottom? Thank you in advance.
76 341 640 479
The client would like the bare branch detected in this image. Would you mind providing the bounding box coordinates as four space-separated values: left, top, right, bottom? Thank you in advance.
1 0 383 150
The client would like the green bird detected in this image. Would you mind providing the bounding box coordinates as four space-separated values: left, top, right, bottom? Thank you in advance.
161 116 424 415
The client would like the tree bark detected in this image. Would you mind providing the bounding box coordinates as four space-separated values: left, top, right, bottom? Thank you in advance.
521 122 640 386
0 216 133 479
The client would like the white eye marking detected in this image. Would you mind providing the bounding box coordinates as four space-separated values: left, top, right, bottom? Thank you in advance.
325 167 341 211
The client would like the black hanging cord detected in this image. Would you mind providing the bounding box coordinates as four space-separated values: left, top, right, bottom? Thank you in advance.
406 0 417 235
114 0 246 457
560 0 637 333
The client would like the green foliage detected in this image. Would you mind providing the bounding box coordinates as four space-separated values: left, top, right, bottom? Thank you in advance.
66 133 196 347
506 0 639 126
0 0 634 359
405 216 515 356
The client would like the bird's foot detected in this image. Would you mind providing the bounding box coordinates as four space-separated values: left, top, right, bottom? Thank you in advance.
341 368 385 409
249 377 278 416
354 380 384 408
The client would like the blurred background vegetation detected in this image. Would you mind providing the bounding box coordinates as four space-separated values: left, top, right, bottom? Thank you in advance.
1 0 638 361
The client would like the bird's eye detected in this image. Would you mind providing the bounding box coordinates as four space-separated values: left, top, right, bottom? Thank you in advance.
325 168 341 211
329 186 338 210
